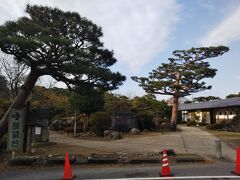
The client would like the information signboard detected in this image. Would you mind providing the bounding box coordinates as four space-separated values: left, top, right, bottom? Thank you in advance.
8 109 25 150
35 127 41 135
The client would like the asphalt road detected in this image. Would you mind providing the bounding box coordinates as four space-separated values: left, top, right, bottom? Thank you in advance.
0 162 238 180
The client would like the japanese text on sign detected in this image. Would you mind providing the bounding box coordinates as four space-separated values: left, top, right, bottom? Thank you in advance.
8 109 24 150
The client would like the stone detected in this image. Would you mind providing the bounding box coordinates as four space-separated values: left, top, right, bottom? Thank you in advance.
130 128 141 135
109 131 122 140
50 119 75 131
104 130 122 140
8 156 39 165
104 130 114 137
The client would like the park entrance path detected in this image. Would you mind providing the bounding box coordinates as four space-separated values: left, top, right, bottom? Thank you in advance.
178 126 235 161
49 126 235 161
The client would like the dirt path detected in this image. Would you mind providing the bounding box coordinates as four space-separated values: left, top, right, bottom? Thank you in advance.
50 131 185 154
49 126 235 161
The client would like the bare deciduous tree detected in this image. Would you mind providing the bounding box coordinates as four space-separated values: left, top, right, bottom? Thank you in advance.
0 53 29 100
0 74 8 98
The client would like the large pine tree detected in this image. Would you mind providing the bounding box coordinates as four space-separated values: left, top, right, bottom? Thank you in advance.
132 46 229 130
0 5 125 136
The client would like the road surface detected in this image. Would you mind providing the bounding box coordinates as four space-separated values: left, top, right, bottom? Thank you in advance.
0 162 237 179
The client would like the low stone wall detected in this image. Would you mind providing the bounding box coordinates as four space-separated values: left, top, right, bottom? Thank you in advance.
6 152 206 166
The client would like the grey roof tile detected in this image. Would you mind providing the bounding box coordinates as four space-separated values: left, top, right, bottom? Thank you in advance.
179 97 240 111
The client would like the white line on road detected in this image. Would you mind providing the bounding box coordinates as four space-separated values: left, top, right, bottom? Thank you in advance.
87 176 240 180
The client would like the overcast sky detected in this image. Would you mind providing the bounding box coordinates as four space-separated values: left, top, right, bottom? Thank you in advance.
0 0 240 100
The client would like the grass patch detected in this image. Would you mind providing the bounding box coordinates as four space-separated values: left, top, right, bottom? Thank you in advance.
203 127 240 149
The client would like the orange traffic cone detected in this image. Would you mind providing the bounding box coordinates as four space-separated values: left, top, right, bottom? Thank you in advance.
160 149 173 177
231 147 240 175
62 152 75 180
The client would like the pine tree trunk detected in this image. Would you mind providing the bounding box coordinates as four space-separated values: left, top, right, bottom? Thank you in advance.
0 71 39 137
170 95 179 131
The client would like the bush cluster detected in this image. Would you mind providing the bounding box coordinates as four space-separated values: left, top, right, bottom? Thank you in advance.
0 135 7 152
206 123 225 130
136 113 155 130
50 110 172 136
89 112 112 136
206 116 240 131
186 120 197 126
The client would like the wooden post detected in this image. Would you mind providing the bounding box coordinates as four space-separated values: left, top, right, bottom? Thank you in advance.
26 126 32 153
74 110 77 136
215 139 223 159
11 150 15 159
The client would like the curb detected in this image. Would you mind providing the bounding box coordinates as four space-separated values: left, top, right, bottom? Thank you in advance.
6 153 206 166
174 154 205 163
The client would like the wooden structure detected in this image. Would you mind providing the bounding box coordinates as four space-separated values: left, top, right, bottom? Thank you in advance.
27 108 51 143
111 112 139 132
179 97 240 124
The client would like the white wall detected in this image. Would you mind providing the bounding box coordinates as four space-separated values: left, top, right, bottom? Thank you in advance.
181 107 238 124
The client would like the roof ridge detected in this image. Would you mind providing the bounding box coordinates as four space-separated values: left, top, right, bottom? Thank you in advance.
179 97 240 111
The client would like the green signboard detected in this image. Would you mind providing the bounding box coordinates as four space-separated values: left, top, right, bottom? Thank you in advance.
8 109 25 151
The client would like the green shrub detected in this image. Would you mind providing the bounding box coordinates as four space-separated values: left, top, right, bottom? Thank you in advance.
187 120 197 126
206 116 240 131
198 122 207 126
63 126 82 133
206 123 225 130
90 112 111 136
228 115 240 126
158 123 171 130
152 116 171 130
180 121 187 124
219 120 228 126
191 113 200 124
0 135 7 152
224 115 240 132
52 113 66 121
136 112 154 130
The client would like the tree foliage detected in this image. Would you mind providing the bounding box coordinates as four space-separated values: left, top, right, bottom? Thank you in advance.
90 112 111 136
132 46 229 130
104 93 132 113
226 92 240 99
132 46 229 97
0 5 125 91
131 94 170 118
0 5 125 136
193 96 221 102
31 86 69 115
69 86 104 115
